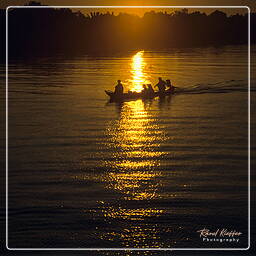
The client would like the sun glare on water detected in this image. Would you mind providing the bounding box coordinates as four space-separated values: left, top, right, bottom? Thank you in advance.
100 98 168 247
130 51 149 92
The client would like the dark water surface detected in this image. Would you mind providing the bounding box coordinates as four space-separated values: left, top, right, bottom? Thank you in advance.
1 45 255 249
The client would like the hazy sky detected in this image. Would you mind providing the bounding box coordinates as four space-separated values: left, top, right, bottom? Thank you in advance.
1 0 255 15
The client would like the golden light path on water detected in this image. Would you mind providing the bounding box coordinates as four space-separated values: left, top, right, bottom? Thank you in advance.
129 51 150 92
101 100 167 247
98 51 169 247
104 100 166 200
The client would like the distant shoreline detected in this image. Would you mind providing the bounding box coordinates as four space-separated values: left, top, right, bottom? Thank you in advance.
4 44 254 63
1 3 255 61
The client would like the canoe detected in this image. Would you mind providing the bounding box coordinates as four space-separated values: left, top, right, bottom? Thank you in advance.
105 88 175 102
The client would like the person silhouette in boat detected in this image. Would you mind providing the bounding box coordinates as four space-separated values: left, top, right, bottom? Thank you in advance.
114 80 124 96
166 79 173 91
147 84 154 95
142 84 148 96
155 77 166 93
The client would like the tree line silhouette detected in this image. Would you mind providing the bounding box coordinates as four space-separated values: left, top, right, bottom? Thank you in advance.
0 1 255 60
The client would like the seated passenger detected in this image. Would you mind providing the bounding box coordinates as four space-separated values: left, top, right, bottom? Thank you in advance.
147 84 154 95
166 79 173 91
142 84 148 96
155 77 166 92
114 80 124 96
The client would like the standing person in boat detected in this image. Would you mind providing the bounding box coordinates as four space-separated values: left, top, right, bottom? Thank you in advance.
114 80 124 96
155 77 166 93
166 79 173 91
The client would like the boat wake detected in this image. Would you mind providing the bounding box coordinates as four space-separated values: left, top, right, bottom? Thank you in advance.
175 79 252 95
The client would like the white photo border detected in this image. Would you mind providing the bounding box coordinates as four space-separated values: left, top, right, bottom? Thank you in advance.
5 5 251 251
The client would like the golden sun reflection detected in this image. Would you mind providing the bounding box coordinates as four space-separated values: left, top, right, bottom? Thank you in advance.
99 206 165 248
96 52 169 247
102 100 168 202
130 51 150 92
101 100 167 229
104 100 167 195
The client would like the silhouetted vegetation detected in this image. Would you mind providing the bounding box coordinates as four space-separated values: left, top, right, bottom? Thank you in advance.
0 1 255 60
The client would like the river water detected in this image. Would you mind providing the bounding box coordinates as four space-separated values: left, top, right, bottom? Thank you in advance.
2 45 255 249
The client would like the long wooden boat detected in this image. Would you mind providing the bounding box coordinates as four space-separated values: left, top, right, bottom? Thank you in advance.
105 88 175 102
